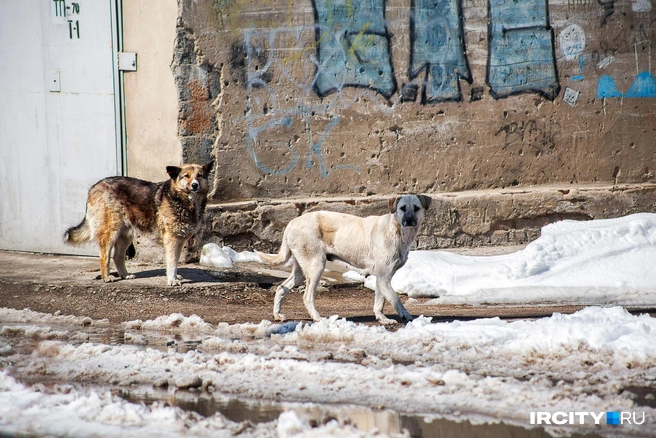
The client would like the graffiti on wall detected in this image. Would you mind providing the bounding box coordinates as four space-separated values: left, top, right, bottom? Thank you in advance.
242 28 371 178
495 119 561 155
409 0 472 103
559 24 586 61
240 0 564 177
594 23 656 99
311 0 559 102
487 0 559 100
597 72 656 98
312 0 397 98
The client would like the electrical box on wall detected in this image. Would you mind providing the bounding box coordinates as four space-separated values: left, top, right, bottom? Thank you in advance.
118 52 137 71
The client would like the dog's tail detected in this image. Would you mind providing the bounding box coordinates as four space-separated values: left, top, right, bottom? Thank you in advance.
256 239 292 266
63 218 93 246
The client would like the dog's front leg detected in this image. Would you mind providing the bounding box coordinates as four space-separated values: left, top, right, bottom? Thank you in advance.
373 288 394 324
164 235 185 286
375 276 413 324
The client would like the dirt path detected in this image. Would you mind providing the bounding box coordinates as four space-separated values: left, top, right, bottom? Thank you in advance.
0 250 596 326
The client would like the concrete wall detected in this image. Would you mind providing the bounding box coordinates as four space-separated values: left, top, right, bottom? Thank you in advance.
198 183 656 254
173 0 656 203
125 0 656 256
123 0 180 181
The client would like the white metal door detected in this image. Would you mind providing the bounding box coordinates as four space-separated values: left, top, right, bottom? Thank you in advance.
0 0 121 255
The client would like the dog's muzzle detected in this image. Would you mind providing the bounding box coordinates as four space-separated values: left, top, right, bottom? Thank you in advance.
190 181 200 192
401 215 417 227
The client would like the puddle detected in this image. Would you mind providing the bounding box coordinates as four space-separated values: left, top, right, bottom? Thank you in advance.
0 321 205 355
0 319 609 437
115 384 560 437
116 385 283 423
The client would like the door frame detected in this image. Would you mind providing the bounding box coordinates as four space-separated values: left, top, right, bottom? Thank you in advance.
112 0 127 176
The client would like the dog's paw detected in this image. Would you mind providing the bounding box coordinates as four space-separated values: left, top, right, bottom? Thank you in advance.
401 314 414 322
167 279 182 287
97 273 120 282
376 315 397 325
274 313 287 322
124 274 136 280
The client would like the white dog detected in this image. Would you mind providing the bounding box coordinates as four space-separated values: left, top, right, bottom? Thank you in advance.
257 195 431 324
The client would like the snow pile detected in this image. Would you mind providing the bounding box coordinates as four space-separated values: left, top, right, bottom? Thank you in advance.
123 313 214 333
0 370 395 438
200 243 262 269
0 308 104 326
401 306 656 358
2 307 655 436
351 213 656 304
0 371 276 438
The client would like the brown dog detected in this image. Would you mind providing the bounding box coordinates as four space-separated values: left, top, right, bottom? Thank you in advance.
64 162 214 285
257 195 431 324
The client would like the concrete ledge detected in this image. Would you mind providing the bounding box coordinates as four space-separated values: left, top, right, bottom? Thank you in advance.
173 183 656 260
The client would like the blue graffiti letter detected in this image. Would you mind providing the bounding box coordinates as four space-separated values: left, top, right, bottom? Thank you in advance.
312 0 397 98
410 0 471 103
487 0 559 100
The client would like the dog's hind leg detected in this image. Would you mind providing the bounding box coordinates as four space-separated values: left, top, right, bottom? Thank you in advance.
113 229 135 280
273 258 304 321
298 255 325 322
97 230 117 282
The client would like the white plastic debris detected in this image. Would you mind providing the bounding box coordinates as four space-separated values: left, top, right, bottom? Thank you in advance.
199 243 262 269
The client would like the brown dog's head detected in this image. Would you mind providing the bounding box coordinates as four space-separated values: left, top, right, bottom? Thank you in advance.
166 161 214 195
389 194 431 228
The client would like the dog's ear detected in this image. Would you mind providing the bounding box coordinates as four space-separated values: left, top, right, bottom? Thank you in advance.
388 197 400 214
166 166 181 180
417 195 432 210
202 161 215 175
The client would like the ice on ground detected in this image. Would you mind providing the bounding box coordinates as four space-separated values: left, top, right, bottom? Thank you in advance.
1 306 655 437
200 243 262 268
348 213 656 304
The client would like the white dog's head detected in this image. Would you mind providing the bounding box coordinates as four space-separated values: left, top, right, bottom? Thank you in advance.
389 195 432 228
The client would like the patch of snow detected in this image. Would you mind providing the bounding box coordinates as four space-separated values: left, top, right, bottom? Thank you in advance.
346 213 656 305
123 313 214 333
0 371 277 437
0 308 107 326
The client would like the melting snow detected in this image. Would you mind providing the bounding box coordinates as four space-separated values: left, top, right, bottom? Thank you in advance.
1 307 655 436
2 214 656 436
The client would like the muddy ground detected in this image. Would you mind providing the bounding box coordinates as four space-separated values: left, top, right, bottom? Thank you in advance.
0 249 598 327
